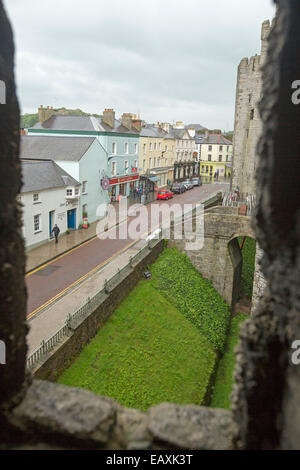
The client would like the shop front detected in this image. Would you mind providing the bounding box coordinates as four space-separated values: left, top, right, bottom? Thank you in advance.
108 174 139 202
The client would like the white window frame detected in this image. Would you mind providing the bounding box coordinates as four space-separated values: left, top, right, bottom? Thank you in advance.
34 214 41 233
66 188 73 197
125 160 129 174
82 181 87 194
112 142 117 155
112 162 117 176
125 142 129 154
33 193 39 203
134 143 138 154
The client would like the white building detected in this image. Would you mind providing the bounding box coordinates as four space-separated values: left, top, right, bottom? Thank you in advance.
20 160 80 250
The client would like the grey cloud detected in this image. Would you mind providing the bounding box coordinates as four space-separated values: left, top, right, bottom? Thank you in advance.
5 0 275 130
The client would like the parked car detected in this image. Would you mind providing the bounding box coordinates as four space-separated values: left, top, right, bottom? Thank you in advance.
191 177 202 187
181 180 194 190
170 183 186 194
156 189 174 200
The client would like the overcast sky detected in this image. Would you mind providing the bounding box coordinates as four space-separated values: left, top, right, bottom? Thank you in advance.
5 0 275 130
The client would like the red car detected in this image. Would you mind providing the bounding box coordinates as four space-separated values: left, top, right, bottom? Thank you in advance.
156 189 174 200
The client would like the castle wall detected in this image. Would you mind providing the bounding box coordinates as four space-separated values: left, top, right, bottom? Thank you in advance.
232 20 272 195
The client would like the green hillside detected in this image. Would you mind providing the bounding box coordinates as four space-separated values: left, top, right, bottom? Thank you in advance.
20 108 102 129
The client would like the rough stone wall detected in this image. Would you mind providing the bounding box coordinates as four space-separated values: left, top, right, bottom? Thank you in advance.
6 380 233 450
169 208 253 310
232 0 300 449
1 0 300 452
0 1 28 418
250 245 266 315
231 20 272 195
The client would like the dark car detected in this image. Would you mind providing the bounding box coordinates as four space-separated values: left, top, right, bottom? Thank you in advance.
181 180 194 190
191 177 202 187
171 183 186 194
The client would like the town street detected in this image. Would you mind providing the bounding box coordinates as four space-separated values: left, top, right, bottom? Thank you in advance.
26 182 228 322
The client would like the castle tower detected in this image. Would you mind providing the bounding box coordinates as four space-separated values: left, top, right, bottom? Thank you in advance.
231 20 273 195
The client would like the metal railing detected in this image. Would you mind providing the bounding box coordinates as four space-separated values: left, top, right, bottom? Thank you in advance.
222 191 256 215
26 237 160 370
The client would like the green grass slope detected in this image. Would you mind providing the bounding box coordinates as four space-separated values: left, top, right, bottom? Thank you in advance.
151 248 230 353
210 314 247 410
58 282 217 410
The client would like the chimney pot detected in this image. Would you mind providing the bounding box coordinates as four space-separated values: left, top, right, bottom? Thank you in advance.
102 108 115 128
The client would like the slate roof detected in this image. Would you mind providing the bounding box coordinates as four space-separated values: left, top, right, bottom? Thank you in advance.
140 125 168 138
21 160 80 193
202 134 233 145
20 135 97 161
31 115 140 135
185 123 207 131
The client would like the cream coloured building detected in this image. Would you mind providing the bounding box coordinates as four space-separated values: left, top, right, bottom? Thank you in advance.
199 134 233 179
139 123 175 187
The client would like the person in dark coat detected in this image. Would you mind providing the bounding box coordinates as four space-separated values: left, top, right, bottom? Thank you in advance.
52 224 60 244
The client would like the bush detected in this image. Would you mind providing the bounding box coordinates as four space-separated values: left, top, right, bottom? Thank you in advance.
239 237 256 299
151 248 230 353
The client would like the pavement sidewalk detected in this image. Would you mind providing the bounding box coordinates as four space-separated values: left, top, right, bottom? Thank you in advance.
25 196 155 273
26 220 100 273
26 237 148 354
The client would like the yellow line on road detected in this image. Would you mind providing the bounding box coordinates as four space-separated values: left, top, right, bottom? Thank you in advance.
26 237 137 320
26 216 131 277
26 191 218 320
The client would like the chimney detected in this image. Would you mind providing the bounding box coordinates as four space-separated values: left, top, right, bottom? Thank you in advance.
174 121 184 129
102 108 115 128
132 119 142 132
121 113 132 130
161 122 170 133
188 127 195 138
38 105 55 123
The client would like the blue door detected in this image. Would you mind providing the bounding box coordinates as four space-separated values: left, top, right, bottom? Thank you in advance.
49 211 55 238
67 209 76 230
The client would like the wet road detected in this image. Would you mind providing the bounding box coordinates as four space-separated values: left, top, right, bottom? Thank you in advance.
26 183 228 320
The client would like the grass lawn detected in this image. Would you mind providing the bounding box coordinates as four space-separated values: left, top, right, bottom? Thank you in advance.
239 237 256 299
210 314 247 410
58 281 217 410
151 248 230 353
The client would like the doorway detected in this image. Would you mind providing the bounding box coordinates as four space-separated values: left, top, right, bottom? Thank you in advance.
49 210 55 238
67 209 76 230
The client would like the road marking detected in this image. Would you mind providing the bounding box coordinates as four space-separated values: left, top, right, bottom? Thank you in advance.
26 188 224 320
26 237 138 320
26 215 132 277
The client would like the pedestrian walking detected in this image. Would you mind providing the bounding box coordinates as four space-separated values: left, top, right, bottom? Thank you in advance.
52 224 60 244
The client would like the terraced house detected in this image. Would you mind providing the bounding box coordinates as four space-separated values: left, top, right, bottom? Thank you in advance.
20 135 108 227
199 133 233 179
28 107 140 204
19 159 81 250
172 122 198 181
139 122 176 189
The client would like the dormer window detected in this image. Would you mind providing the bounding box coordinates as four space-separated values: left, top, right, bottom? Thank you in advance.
66 189 73 197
